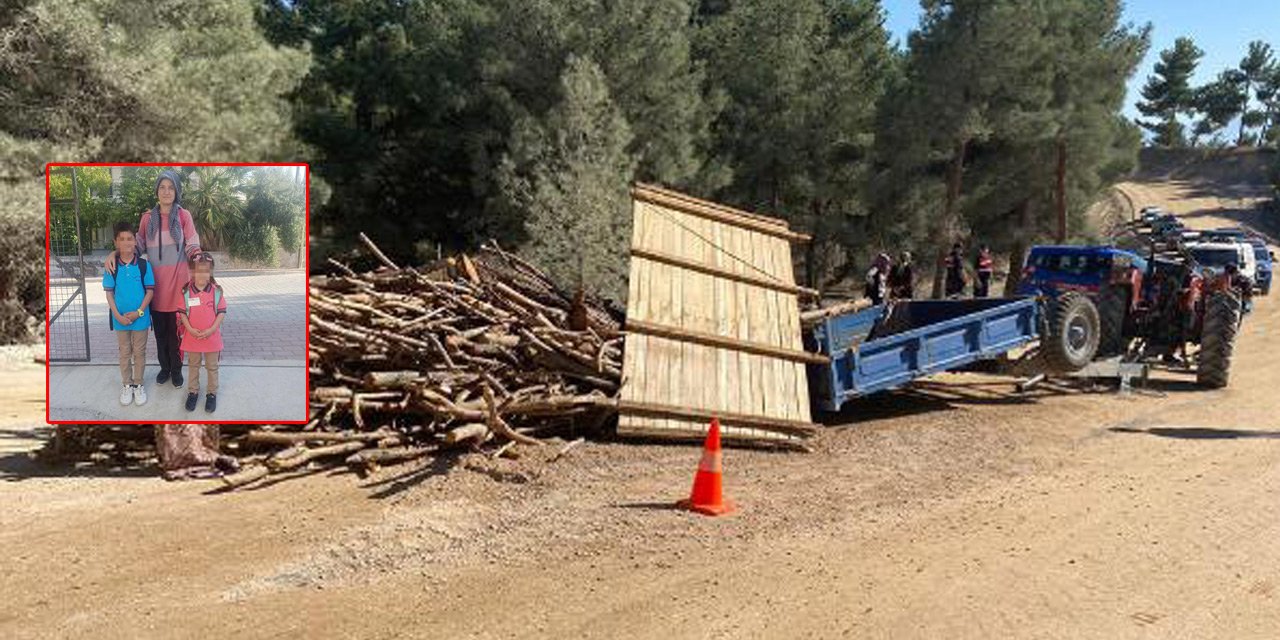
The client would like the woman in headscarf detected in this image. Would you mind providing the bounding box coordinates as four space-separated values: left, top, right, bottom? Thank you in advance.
106 171 203 387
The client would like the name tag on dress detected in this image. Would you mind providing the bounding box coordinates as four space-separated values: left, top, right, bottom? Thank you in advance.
187 296 201 307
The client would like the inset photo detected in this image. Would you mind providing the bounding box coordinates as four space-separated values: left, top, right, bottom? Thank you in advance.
45 164 308 423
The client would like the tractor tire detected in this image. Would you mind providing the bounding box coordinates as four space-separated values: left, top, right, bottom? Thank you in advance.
1042 291 1101 373
1196 291 1242 388
1097 285 1129 357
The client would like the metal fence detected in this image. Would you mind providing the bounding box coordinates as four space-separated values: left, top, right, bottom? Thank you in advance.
48 167 92 362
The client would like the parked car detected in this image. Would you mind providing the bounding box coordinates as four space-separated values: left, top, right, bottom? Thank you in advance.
1244 237 1272 295
1185 241 1258 283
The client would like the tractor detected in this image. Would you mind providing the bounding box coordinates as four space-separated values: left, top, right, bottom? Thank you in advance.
1015 245 1146 357
1102 250 1245 388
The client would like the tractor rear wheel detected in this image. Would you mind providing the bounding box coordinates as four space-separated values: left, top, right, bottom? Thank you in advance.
1043 291 1101 373
1097 285 1130 357
1196 291 1242 388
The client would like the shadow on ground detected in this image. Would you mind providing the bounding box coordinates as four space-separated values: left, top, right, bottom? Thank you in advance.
817 378 1088 428
1109 426 1280 440
0 451 157 481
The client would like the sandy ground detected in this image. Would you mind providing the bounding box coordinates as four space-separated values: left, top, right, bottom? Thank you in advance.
2 160 1279 639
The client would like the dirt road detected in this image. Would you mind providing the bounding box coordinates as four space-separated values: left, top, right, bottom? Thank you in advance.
3 161 1279 639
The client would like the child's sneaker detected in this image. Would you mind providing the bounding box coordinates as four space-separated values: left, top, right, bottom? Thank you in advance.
205 393 216 413
156 370 170 384
119 385 134 406
172 370 184 388
184 392 198 412
133 384 147 406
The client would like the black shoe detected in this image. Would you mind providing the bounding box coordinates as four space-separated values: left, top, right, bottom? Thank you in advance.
205 393 216 413
172 370 184 388
156 370 170 385
185 392 198 411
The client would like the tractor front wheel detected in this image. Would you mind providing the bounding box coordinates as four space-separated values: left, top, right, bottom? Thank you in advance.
1043 291 1102 373
1196 291 1242 388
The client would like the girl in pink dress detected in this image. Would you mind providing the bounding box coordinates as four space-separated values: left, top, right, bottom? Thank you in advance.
179 252 227 413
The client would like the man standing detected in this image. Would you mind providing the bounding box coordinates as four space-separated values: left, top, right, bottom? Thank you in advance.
945 242 966 298
889 251 914 300
865 253 891 306
974 244 994 298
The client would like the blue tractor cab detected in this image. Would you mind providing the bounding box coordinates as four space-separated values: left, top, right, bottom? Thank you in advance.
1016 246 1148 298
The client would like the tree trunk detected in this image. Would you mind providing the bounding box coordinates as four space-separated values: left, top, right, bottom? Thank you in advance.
933 138 969 299
804 199 821 291
1238 81 1252 146
1055 136 1067 243
1003 200 1032 297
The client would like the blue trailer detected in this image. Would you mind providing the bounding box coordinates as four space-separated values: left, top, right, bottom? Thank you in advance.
806 295 1099 412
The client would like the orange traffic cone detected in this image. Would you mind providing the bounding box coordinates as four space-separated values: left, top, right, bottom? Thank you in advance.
678 417 736 516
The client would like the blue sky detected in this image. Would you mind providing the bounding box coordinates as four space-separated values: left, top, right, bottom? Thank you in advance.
880 0 1280 120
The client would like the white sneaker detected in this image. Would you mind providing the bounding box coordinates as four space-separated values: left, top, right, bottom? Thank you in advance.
133 384 147 406
120 385 134 406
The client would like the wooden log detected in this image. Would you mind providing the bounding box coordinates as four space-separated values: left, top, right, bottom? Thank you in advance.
314 386 354 401
625 318 829 365
362 371 423 389
221 465 270 488
617 399 819 437
630 184 811 242
246 430 398 445
265 441 368 471
483 386 544 446
631 247 817 299
632 182 792 229
345 446 435 466
444 423 490 444
358 232 400 270
800 299 873 327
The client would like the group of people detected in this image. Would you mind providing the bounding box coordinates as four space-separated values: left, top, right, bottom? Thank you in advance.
103 171 228 414
864 243 997 305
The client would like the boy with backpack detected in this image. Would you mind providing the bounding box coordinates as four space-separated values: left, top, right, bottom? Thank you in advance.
103 221 155 406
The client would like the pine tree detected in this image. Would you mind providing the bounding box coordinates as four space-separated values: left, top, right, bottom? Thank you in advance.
0 0 307 327
260 0 717 264
696 0 894 289
1136 37 1204 147
1236 41 1275 145
872 0 1147 295
1193 70 1248 145
497 56 637 301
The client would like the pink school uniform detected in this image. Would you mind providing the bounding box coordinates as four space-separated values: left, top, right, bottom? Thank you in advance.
179 281 227 353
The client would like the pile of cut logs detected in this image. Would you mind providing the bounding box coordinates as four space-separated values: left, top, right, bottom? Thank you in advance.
206 237 626 486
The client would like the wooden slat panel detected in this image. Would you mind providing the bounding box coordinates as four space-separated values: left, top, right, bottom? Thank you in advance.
618 186 811 445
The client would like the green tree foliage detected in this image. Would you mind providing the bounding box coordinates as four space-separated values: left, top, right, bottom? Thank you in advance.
1263 65 1280 146
1192 70 1248 145
873 0 1147 295
47 167 128 252
260 0 716 278
1236 40 1275 145
496 56 636 300
0 0 307 327
236 167 307 264
1137 36 1203 147
183 166 251 251
696 0 894 288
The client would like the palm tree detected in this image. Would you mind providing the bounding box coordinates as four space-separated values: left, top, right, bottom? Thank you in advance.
182 166 249 251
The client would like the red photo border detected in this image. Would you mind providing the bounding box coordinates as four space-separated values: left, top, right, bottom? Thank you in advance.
44 162 311 425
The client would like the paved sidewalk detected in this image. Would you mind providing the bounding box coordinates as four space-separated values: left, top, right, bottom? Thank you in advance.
48 360 306 422
53 270 307 365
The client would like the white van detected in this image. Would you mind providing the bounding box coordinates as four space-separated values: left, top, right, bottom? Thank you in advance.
1186 241 1258 282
